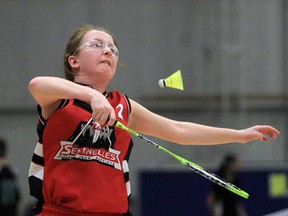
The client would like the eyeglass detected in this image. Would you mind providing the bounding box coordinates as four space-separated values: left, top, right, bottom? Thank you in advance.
73 38 119 60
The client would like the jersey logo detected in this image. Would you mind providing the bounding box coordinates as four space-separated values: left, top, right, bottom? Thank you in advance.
53 142 121 170
54 121 122 170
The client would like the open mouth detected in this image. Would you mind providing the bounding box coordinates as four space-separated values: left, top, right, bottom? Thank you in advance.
100 60 111 66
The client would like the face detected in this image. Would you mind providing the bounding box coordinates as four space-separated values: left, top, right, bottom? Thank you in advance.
70 30 118 89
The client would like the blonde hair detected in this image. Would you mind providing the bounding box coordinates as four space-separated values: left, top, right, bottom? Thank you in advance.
63 24 118 81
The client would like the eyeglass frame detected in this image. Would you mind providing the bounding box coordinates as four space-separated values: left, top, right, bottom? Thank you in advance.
72 38 119 61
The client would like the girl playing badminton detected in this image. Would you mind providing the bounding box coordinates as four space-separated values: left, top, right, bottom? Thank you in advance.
28 24 279 216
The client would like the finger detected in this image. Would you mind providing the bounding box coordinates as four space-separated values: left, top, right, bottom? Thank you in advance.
267 132 275 139
93 112 108 126
254 126 280 138
268 130 280 139
260 132 274 141
104 112 116 126
108 111 116 125
93 112 102 123
250 126 279 142
261 136 268 142
104 115 110 125
98 112 110 126
269 132 279 140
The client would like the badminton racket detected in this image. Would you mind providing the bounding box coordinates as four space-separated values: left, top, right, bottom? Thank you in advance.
115 120 249 199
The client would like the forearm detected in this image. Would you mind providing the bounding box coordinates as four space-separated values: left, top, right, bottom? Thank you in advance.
143 120 243 145
29 76 116 125
130 105 242 145
29 76 99 104
174 122 243 145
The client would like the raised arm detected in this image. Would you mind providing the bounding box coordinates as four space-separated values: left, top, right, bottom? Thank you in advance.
28 76 115 125
128 100 280 145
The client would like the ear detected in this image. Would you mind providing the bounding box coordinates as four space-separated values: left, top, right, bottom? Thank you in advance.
68 55 80 70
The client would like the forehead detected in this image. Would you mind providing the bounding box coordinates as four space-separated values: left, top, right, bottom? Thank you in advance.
83 30 114 43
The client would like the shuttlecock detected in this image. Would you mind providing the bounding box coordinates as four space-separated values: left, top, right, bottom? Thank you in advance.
158 70 183 90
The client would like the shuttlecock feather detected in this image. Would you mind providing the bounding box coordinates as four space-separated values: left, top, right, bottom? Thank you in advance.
158 70 183 90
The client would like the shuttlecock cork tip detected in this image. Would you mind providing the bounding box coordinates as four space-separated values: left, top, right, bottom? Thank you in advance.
158 79 165 88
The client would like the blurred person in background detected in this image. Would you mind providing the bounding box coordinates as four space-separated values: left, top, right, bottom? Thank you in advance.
207 154 248 216
0 137 21 216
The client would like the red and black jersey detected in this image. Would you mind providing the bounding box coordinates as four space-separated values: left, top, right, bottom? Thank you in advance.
29 91 133 214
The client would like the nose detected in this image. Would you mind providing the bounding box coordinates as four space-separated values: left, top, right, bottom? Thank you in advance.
103 45 112 53
103 45 112 55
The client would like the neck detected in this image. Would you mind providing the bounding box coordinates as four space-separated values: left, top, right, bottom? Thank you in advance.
74 77 108 93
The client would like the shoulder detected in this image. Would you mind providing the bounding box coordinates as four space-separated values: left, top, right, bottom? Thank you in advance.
108 91 132 119
107 91 129 100
108 91 131 108
0 165 19 178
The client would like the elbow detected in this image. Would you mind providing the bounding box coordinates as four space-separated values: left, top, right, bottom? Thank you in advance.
28 77 43 94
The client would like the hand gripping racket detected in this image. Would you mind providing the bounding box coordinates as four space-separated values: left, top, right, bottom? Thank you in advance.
115 121 249 199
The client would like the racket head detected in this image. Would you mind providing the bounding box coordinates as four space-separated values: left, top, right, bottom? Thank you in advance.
160 146 250 199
